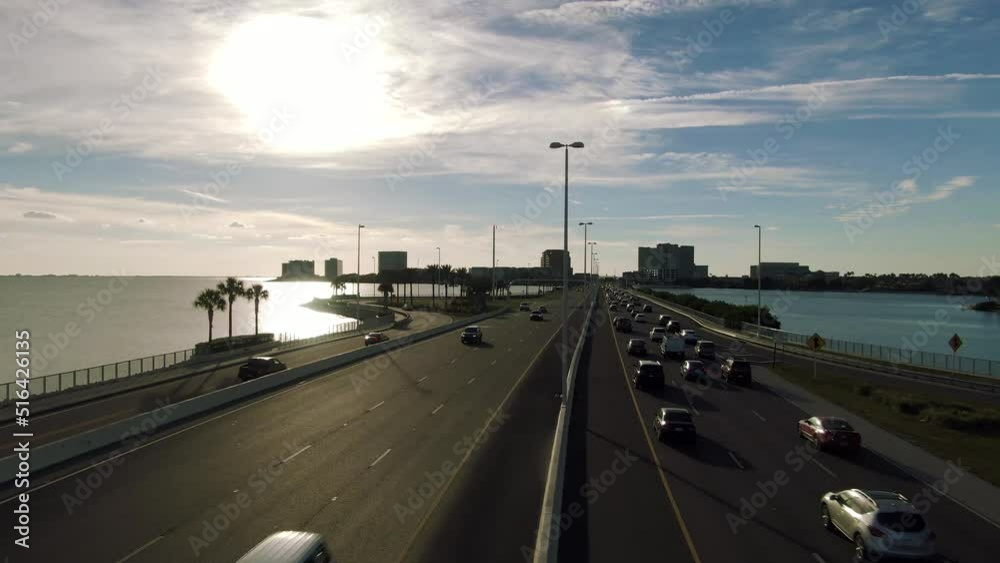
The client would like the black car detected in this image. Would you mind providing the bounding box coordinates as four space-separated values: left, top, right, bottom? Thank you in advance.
680 360 706 382
653 408 696 443
642 304 653 313
461 326 483 344
539 305 548 313
721 357 753 385
530 311 544 321
238 357 287 381
633 360 664 390
627 339 647 356
613 316 632 332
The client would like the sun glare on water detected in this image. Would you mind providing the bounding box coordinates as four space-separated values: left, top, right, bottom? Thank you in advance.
209 14 424 153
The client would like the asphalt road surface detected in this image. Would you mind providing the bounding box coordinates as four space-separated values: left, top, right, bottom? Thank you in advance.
559 292 997 563
0 310 451 452
0 292 589 563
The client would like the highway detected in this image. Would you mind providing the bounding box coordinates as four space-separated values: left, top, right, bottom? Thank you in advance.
0 310 451 452
0 293 588 563
559 291 997 563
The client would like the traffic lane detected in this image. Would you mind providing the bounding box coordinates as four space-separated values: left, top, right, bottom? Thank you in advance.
559 302 696 563
628 292 1000 406
391 297 593 563
0 299 579 562
613 300 998 563
0 310 454 451
0 309 530 562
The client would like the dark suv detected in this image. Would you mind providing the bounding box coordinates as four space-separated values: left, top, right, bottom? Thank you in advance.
633 360 664 390
721 357 752 385
238 357 287 381
461 326 483 344
613 316 632 332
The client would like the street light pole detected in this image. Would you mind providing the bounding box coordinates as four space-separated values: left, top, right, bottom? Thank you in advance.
754 224 762 336
550 141 584 403
436 246 441 308
578 221 592 290
357 224 365 329
491 225 496 299
589 242 597 289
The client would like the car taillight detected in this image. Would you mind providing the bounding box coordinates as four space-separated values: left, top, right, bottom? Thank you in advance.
868 526 886 537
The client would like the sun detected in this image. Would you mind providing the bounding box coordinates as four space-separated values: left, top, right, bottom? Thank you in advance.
209 14 422 153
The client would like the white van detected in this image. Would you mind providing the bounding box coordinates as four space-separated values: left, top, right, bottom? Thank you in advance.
659 336 685 360
238 531 335 563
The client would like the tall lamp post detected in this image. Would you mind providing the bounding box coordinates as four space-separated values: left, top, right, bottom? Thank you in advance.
491 225 497 299
578 221 592 290
549 140 584 402
435 246 441 306
754 224 762 336
356 224 365 329
588 242 597 289
371 256 376 303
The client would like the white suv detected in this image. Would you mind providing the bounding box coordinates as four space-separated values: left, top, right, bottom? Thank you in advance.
819 489 936 561
648 326 666 342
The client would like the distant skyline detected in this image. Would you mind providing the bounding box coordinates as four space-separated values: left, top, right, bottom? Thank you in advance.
2 1 999 277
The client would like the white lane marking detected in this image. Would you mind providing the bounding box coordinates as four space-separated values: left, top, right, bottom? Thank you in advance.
810 456 837 478
507 347 513 352
450 359 457 364
117 536 164 563
752 410 766 422
728 452 745 470
490 360 497 366
368 401 385 412
467 378 476 384
369 448 392 467
281 444 312 463
431 404 444 415
417 376 428 383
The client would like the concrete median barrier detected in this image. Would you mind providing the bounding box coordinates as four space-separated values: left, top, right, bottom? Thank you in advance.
0 309 504 482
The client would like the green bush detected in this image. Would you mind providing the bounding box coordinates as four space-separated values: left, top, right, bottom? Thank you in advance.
647 290 781 329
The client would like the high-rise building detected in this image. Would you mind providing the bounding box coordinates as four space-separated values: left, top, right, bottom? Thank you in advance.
751 262 811 280
637 243 697 282
693 265 709 279
281 260 315 277
540 249 572 276
378 251 407 272
324 258 343 279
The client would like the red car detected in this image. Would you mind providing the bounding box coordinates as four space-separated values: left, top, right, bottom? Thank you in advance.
798 416 861 453
364 332 389 346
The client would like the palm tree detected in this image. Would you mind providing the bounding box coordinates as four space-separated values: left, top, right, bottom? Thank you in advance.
454 267 468 297
440 264 453 304
193 288 226 342
244 284 270 335
331 279 346 298
426 264 439 308
216 277 246 338
377 281 394 310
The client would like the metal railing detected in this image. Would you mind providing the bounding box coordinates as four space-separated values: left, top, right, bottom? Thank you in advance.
1 319 366 404
742 323 1000 379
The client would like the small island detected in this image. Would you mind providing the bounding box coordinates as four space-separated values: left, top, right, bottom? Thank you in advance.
968 300 999 312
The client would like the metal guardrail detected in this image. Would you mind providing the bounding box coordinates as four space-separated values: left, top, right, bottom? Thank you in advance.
741 323 999 378
1 319 362 404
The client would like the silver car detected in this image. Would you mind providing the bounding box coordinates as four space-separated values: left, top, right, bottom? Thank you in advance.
819 489 936 561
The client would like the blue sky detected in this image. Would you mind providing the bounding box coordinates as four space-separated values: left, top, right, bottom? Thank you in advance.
1 0 998 277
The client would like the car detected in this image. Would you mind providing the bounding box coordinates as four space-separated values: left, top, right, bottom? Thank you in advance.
819 489 936 562
680 360 707 382
666 320 681 334
238 357 287 381
608 303 618 311
721 357 753 385
237 531 335 563
632 359 664 390
634 313 647 323
649 326 666 342
461 325 483 344
613 316 632 332
642 304 653 313
519 302 531 311
652 407 696 443
659 336 685 359
695 340 715 359
626 304 635 313
627 338 647 356
657 314 671 326
681 329 698 345
539 305 548 313
530 311 544 321
799 416 861 452
364 332 388 346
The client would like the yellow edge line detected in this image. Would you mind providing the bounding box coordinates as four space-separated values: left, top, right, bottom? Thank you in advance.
607 317 703 563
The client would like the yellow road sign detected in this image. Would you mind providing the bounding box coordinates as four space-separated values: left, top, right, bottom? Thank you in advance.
806 333 826 351
948 333 963 353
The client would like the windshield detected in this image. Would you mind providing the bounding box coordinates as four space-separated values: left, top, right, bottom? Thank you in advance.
823 418 854 431
665 411 693 423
